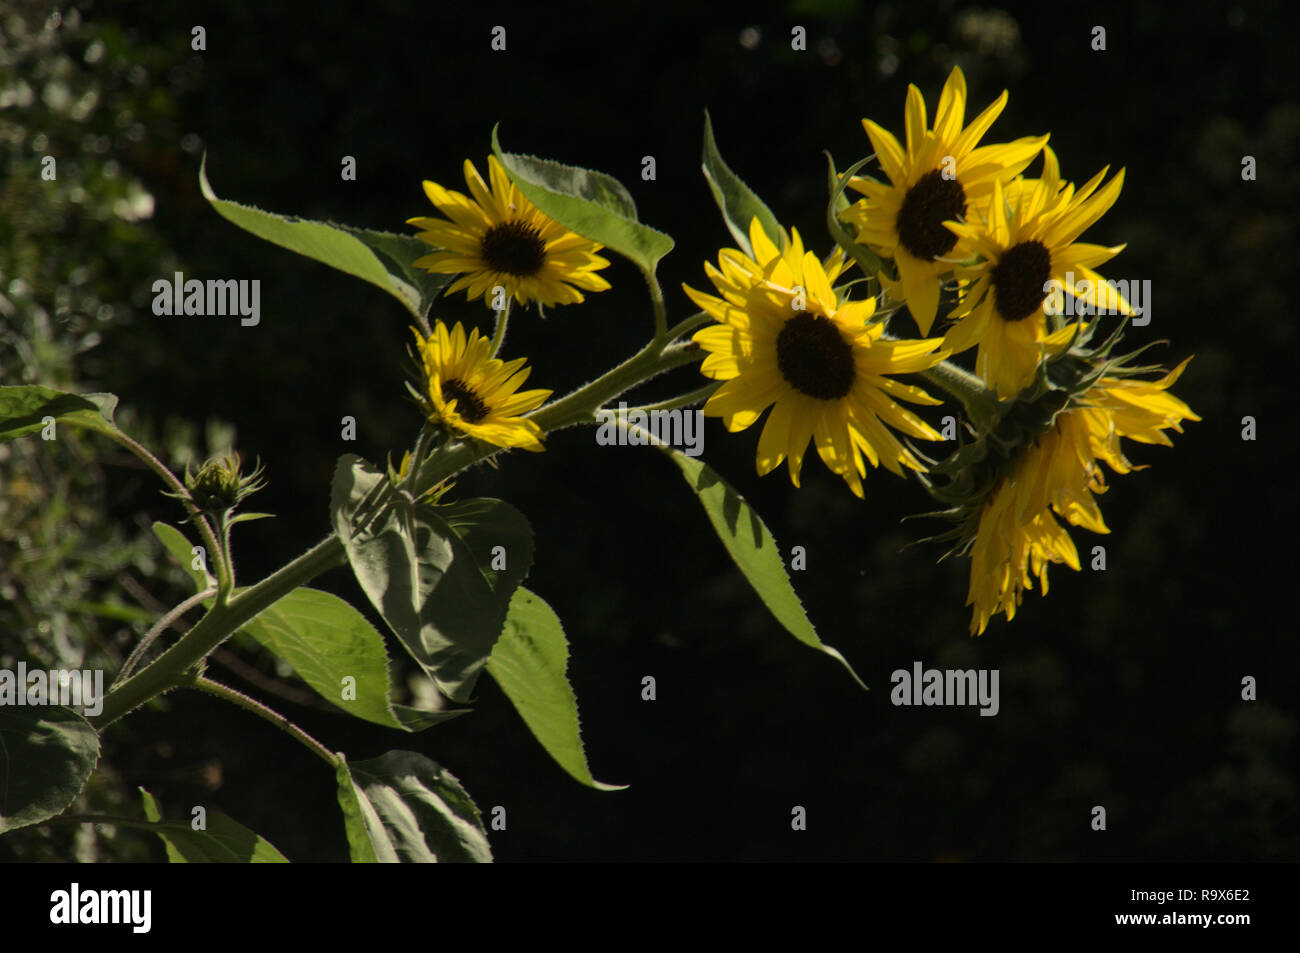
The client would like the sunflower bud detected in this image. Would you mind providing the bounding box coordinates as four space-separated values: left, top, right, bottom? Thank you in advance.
180 453 265 515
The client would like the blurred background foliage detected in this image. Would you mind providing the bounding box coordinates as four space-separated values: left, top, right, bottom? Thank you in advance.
1 0 1295 861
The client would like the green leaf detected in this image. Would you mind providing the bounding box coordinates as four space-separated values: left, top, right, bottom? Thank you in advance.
702 110 784 257
152 519 459 730
66 599 154 624
664 449 867 690
235 586 467 732
330 454 534 703
334 758 379 862
199 155 425 318
491 126 674 276
138 787 288 862
487 588 625 791
335 226 457 313
825 153 884 281
152 521 216 592
0 705 100 834
227 511 275 525
388 702 467 732
336 751 492 863
0 385 119 443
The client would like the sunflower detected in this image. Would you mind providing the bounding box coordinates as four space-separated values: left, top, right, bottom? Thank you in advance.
966 359 1199 635
407 156 612 308
967 489 1080 636
942 155 1130 398
841 66 1048 336
411 320 552 451
685 218 948 498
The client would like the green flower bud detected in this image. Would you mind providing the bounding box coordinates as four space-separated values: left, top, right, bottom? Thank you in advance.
181 453 265 515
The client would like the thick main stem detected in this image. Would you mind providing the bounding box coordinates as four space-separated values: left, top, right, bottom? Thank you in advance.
91 533 347 728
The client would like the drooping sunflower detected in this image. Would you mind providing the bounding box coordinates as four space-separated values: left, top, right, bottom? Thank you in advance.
943 157 1130 398
411 321 552 451
841 66 1048 335
685 218 948 498
966 359 1199 635
407 156 612 308
967 489 1081 637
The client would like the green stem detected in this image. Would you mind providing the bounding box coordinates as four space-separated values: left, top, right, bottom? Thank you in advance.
219 512 236 593
917 360 1000 427
114 587 217 687
664 309 711 342
91 533 347 729
414 304 434 340
410 335 703 496
96 321 708 730
111 430 231 598
191 675 337 766
618 382 718 416
401 423 437 489
535 344 705 430
647 271 668 343
489 298 511 357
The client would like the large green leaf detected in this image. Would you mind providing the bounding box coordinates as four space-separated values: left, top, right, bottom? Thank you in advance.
199 156 426 318
330 455 533 703
0 385 119 443
336 751 492 863
235 586 467 732
491 126 674 276
139 787 288 862
664 449 867 690
702 110 784 257
0 705 99 833
487 588 624 791
150 522 460 731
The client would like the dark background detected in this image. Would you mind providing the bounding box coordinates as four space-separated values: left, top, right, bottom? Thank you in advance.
3 0 1296 861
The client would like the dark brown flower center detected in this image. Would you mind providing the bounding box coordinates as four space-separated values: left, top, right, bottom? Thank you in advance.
895 169 967 261
776 312 855 400
991 240 1053 322
481 220 546 276
441 378 489 423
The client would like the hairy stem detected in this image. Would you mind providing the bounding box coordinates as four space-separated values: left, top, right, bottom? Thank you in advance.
110 430 231 597
664 309 711 343
96 322 706 730
489 298 511 357
917 360 1000 427
191 675 337 766
647 270 668 343
91 534 347 728
617 382 718 416
114 587 217 687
